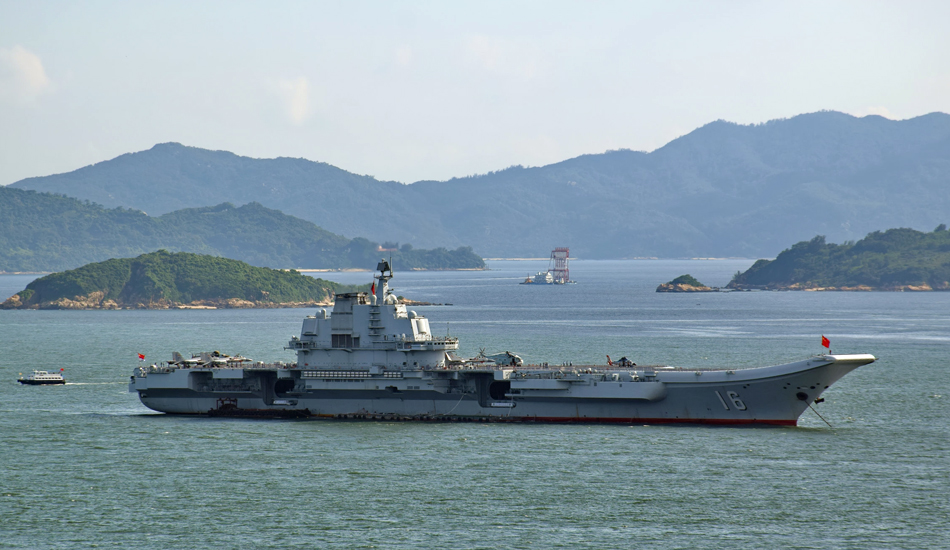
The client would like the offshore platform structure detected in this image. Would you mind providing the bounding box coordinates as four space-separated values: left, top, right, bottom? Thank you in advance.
550 247 571 284
520 247 575 285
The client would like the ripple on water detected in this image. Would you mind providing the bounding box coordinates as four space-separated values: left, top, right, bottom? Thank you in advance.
2 264 949 548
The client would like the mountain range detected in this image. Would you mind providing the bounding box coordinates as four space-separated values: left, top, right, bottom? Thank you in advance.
0 186 483 273
10 110 950 258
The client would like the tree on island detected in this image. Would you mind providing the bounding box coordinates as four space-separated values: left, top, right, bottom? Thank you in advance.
668 274 706 287
728 226 950 290
656 274 713 292
1 250 368 310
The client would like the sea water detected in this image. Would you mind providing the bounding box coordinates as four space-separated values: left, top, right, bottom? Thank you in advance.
1 260 948 549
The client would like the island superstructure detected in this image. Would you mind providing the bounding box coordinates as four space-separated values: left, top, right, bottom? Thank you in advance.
130 260 875 425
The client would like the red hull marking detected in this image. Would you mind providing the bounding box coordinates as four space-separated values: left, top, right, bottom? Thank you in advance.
175 411 798 426
515 416 797 426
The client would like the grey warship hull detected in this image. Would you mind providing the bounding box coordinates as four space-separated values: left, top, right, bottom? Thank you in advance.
131 355 874 426
130 261 875 426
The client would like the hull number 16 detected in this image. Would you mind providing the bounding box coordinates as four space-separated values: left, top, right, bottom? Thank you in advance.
715 390 747 411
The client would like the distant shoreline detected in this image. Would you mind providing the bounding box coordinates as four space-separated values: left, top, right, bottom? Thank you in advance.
293 267 487 272
2 296 450 310
483 257 754 261
728 284 949 292
292 268 370 273
1 268 489 276
483 258 549 261
2 260 766 277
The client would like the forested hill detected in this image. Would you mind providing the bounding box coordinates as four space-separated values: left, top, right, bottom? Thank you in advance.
10 110 950 259
727 226 950 290
1 251 364 309
0 186 484 272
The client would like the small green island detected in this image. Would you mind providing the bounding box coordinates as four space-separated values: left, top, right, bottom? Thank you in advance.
656 274 716 292
728 226 950 291
1 250 367 310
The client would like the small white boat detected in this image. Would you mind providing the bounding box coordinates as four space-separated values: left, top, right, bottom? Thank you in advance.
521 271 555 284
18 370 66 385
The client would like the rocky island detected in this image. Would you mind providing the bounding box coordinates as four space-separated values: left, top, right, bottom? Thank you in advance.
727 226 950 291
1 250 366 310
656 274 716 292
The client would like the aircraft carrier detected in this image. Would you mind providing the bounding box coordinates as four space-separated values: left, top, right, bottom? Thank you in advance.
130 260 875 425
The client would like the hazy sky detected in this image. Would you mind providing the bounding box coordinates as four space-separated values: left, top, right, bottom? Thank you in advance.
2 1 949 185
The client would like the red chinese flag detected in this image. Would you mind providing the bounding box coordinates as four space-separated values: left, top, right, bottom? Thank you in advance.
138 353 146 360
821 335 830 349
371 282 376 294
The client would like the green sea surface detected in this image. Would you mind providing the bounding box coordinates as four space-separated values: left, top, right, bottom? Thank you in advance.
2 260 948 549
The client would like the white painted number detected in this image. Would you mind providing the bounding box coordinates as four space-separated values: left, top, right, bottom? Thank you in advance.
714 390 748 411
727 391 747 411
715 391 730 410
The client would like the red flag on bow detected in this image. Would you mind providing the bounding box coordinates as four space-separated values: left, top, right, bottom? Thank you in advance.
371 282 376 294
821 335 830 349
138 353 145 360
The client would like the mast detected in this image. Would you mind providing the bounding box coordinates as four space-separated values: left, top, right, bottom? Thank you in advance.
374 259 393 303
